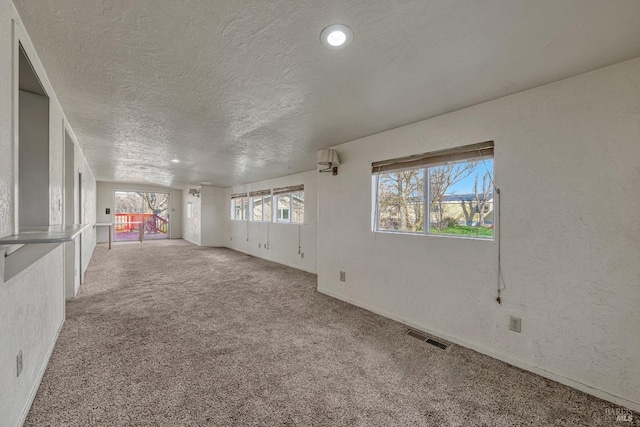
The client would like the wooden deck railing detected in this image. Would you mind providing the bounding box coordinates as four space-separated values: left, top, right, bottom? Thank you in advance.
114 213 168 233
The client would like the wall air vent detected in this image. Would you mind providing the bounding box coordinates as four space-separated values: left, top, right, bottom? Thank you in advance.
406 329 427 341
406 329 451 351
426 338 448 350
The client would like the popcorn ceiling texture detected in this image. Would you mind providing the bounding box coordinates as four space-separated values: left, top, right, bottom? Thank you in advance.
25 240 635 426
11 0 640 187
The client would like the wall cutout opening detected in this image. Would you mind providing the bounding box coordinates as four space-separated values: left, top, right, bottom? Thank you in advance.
18 44 50 227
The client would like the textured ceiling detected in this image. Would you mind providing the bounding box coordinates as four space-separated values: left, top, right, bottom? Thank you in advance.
13 0 640 188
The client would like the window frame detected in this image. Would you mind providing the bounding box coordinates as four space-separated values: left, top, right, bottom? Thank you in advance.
276 199 290 222
273 187 304 224
290 190 304 224
249 191 272 222
374 167 425 234
372 142 494 240
231 185 303 224
230 194 249 221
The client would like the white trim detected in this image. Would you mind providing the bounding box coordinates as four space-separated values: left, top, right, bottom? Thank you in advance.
182 236 200 246
16 317 64 427
373 229 495 242
373 158 495 241
230 247 317 275
12 18 19 235
317 287 640 413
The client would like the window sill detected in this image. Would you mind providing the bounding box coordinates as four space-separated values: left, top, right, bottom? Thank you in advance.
373 229 494 242
0 224 91 283
0 224 91 244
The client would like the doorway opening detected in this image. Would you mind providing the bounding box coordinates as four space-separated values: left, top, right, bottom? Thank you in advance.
63 130 77 299
78 172 83 285
114 191 170 242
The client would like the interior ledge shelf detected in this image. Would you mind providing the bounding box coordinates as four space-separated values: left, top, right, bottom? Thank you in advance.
0 224 90 283
0 224 90 245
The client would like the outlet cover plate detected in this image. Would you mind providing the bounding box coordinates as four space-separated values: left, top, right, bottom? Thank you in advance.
339 271 346 282
509 316 522 333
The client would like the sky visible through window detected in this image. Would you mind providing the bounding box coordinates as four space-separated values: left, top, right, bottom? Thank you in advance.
375 157 494 238
447 159 494 194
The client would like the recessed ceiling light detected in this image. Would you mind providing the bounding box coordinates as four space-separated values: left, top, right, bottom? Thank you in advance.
320 24 353 49
171 159 180 163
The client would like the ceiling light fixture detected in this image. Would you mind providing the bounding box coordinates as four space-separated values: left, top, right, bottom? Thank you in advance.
320 24 353 49
171 159 180 163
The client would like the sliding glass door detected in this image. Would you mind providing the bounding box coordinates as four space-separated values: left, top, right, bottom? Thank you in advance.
114 191 170 241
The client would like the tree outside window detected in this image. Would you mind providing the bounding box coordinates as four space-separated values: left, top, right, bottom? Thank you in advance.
375 158 494 239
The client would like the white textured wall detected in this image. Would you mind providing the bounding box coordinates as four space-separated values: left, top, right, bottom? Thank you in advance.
317 58 640 411
68 148 97 298
95 182 183 243
182 185 225 247
0 3 97 426
226 170 317 274
80 156 96 277
0 247 65 427
0 1 13 239
200 186 226 247
48 92 63 226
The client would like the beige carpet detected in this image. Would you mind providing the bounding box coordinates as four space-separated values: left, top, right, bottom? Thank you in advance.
25 240 634 426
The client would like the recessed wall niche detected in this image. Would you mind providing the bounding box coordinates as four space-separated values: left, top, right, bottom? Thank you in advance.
18 44 50 228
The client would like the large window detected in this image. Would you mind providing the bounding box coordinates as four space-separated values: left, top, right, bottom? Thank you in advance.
273 185 304 224
114 191 170 241
276 194 290 221
373 142 494 239
250 190 272 222
231 193 248 220
231 186 302 223
377 168 425 233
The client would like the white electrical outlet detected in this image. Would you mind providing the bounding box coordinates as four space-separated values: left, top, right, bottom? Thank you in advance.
509 316 522 333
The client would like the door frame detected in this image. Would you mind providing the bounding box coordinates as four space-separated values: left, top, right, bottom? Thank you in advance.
113 190 171 241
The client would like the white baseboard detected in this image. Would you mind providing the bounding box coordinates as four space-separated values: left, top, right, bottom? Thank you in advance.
182 237 201 246
317 287 640 413
228 247 317 275
16 317 64 427
181 239 317 274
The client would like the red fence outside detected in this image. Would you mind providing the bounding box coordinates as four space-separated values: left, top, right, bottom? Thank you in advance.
114 213 168 233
